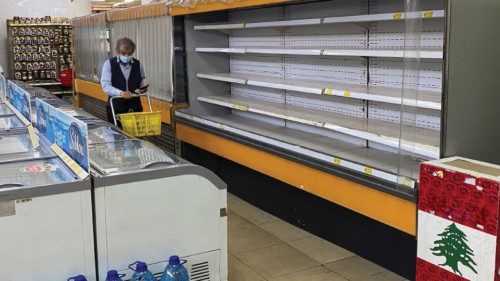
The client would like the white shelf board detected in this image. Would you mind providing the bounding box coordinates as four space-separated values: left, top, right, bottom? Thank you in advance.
323 10 445 24
197 95 440 158
246 18 323 28
176 111 420 187
194 22 245 31
193 10 445 31
195 47 246 54
322 49 443 59
246 48 323 56
197 47 443 59
196 72 442 109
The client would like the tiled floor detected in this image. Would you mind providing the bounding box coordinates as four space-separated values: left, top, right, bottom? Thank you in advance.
227 193 408 281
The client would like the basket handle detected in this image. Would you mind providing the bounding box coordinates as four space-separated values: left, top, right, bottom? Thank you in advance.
109 94 153 127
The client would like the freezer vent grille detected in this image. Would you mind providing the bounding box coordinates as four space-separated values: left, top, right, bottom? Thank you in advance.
190 261 211 281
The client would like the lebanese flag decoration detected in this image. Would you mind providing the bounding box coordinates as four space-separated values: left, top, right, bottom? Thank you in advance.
416 157 500 281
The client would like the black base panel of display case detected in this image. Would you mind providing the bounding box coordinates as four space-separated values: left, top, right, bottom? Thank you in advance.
181 141 417 280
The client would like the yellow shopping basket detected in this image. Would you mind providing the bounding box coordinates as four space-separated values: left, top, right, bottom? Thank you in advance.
110 94 162 137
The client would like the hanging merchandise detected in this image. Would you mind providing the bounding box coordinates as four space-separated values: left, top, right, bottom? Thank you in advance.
129 261 156 281
6 16 72 85
160 255 190 281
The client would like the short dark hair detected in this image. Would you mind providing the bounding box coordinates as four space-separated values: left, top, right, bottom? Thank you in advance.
115 37 136 53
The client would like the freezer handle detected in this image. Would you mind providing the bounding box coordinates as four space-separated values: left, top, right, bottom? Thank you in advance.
0 183 24 189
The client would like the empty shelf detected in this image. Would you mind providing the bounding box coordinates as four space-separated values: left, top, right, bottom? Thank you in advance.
196 72 442 109
193 10 445 31
197 95 440 158
322 49 443 59
196 47 443 59
176 111 422 188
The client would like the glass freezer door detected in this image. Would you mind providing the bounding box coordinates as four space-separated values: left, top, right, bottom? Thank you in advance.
89 139 182 175
0 158 77 189
88 125 134 144
0 115 25 132
0 134 54 164
0 103 13 116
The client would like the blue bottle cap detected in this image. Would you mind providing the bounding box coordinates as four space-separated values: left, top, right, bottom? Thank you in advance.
75 276 87 281
136 261 148 272
106 270 119 280
67 275 87 281
169 255 181 266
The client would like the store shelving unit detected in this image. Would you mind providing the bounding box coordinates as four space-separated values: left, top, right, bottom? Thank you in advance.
176 0 446 194
6 20 73 84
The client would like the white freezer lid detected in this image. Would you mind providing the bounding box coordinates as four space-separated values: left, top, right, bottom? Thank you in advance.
89 139 182 175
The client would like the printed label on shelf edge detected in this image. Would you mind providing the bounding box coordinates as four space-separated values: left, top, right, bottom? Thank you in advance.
35 99 90 176
8 80 31 122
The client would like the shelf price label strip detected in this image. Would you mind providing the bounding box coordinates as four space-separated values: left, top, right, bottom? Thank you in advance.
176 112 416 188
50 144 89 180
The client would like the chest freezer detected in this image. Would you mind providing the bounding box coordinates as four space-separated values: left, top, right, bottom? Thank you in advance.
0 133 54 164
90 138 228 281
0 144 96 280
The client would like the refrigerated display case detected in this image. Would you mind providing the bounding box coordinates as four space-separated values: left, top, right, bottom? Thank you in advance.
88 124 228 281
0 132 95 281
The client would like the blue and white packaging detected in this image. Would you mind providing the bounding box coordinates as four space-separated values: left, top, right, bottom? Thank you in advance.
0 73 6 101
35 98 90 177
8 80 31 121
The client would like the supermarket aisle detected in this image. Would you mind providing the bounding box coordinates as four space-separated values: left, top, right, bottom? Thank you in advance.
227 194 408 281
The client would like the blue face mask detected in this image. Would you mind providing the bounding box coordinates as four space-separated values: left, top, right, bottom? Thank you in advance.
119 55 131 64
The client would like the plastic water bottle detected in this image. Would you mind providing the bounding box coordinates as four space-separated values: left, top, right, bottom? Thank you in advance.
106 270 126 281
129 261 156 281
67 275 87 281
160 255 190 281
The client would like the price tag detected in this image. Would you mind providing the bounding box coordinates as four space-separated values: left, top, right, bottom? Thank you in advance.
333 158 341 165
393 12 403 20
50 143 89 180
363 167 373 175
324 88 334 96
233 104 248 111
27 124 39 148
217 124 226 130
343 91 351 98
399 177 415 188
423 10 433 18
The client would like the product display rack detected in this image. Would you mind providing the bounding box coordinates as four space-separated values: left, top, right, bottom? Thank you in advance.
7 20 73 85
176 0 447 195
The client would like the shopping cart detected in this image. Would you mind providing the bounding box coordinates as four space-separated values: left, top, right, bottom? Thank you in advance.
110 94 162 138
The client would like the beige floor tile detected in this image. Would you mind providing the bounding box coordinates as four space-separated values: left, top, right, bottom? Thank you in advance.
325 256 385 280
228 211 253 231
229 225 282 254
358 271 406 281
228 254 266 281
227 195 279 225
236 243 320 278
269 266 348 281
259 220 312 242
290 236 355 264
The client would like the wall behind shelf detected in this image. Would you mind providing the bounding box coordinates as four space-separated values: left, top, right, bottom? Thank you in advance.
0 0 91 78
